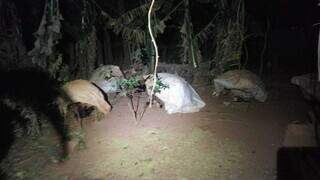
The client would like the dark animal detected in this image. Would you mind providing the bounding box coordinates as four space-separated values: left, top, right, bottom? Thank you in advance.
69 102 95 119
291 74 320 101
0 67 69 162
213 70 267 102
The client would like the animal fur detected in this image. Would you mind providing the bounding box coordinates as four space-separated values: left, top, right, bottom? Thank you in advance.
57 79 111 118
291 73 320 101
213 70 267 102
0 68 68 159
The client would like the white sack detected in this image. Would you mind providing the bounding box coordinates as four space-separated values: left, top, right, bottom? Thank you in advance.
146 73 205 114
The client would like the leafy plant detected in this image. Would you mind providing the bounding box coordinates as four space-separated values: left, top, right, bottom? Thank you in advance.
132 48 150 66
118 76 141 123
119 77 140 92
153 78 169 93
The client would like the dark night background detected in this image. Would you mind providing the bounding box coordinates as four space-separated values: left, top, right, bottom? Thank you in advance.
0 0 320 179
8 0 320 71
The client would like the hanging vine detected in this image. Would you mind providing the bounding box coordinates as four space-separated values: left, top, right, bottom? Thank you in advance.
148 0 160 107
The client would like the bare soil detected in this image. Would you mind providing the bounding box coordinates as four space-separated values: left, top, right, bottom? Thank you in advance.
2 75 316 180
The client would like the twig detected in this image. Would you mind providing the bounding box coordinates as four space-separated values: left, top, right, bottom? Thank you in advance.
136 93 140 112
127 96 138 124
139 102 149 122
16 157 33 165
259 18 269 76
162 1 184 22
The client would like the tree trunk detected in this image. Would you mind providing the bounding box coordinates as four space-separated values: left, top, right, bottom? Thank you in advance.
96 37 104 66
74 27 97 79
103 29 114 64
118 0 131 69
318 29 320 81
87 27 97 77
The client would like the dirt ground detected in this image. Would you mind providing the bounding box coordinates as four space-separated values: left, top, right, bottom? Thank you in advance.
1 73 317 180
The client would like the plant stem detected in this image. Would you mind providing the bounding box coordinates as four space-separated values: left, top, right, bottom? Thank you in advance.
148 0 159 107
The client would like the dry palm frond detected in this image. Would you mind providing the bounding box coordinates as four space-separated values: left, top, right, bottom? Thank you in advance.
104 1 160 42
102 0 179 46
195 0 214 3
178 0 200 67
195 15 217 44
112 1 159 26
210 0 245 75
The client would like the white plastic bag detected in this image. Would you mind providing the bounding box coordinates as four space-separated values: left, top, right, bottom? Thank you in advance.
145 73 205 114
